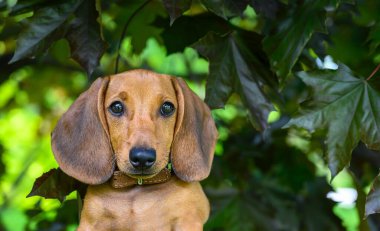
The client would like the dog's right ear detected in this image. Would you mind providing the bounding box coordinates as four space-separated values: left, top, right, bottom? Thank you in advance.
170 78 218 182
51 77 114 185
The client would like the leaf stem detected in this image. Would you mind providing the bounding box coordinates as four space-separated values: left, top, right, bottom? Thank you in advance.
114 0 152 74
367 63 380 81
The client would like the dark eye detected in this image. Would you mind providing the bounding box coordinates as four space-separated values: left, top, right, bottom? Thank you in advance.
160 102 175 117
109 101 124 116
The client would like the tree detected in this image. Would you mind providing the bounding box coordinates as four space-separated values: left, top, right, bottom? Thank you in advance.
0 0 380 230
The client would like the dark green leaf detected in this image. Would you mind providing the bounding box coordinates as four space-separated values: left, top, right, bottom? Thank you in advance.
27 168 83 203
7 0 64 16
154 13 230 54
206 178 343 231
285 65 380 178
347 169 371 230
66 0 106 76
249 0 283 19
365 173 380 217
262 0 328 81
200 0 249 19
193 31 276 131
162 0 192 25
368 23 380 52
298 179 345 231
0 2 6 10
9 0 82 64
193 32 233 108
206 193 269 231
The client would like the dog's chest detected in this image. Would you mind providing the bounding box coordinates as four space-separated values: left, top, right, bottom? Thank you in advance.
78 179 209 230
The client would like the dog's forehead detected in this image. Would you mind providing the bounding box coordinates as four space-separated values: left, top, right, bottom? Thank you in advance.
105 71 176 102
111 71 171 86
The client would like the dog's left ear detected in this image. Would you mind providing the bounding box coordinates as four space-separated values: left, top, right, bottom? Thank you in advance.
170 77 218 182
51 77 114 185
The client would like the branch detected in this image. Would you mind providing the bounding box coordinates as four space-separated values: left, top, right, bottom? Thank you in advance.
367 63 380 81
114 0 152 74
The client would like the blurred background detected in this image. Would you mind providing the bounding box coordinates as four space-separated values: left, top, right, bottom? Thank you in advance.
1 0 380 230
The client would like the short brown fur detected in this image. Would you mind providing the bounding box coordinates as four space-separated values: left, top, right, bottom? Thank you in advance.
51 69 218 230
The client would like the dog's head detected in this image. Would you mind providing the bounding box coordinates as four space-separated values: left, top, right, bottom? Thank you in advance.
51 70 218 185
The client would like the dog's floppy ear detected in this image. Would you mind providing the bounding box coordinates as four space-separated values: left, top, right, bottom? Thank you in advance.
171 77 218 182
51 77 114 185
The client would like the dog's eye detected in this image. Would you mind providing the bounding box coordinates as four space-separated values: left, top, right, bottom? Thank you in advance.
160 102 175 117
109 101 124 116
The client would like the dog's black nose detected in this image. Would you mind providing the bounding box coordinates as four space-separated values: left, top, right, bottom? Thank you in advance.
129 147 156 169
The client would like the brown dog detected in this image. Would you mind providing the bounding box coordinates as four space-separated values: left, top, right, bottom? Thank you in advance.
51 69 218 230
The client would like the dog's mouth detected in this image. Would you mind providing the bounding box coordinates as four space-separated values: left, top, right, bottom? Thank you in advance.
115 160 171 180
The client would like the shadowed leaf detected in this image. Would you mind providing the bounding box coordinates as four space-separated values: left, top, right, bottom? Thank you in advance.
162 0 192 25
154 13 230 54
365 173 380 217
200 0 249 19
66 0 106 76
262 0 328 81
6 0 66 16
347 168 371 230
285 65 380 178
368 23 380 52
206 178 343 231
193 31 277 131
27 168 83 203
249 0 283 19
9 0 82 64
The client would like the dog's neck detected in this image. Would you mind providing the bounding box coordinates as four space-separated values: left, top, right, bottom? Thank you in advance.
110 166 172 188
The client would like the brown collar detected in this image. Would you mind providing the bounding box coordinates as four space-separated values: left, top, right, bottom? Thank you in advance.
110 167 172 188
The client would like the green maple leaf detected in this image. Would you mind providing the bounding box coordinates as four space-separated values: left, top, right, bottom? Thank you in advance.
9 0 82 64
193 31 277 131
66 0 106 76
262 0 326 81
285 65 380 178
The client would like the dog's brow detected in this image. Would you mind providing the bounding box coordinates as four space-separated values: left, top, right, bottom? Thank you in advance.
118 91 128 100
157 93 176 103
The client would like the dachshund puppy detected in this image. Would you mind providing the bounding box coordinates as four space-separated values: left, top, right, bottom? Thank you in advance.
51 69 218 230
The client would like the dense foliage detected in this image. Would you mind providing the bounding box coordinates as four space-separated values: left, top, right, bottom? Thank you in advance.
1 0 380 230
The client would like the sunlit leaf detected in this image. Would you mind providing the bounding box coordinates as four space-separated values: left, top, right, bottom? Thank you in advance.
193 31 277 131
285 65 380 178
27 168 83 203
127 0 166 54
365 173 380 217
9 0 82 64
0 144 4 181
162 0 192 25
0 207 28 231
66 0 106 76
